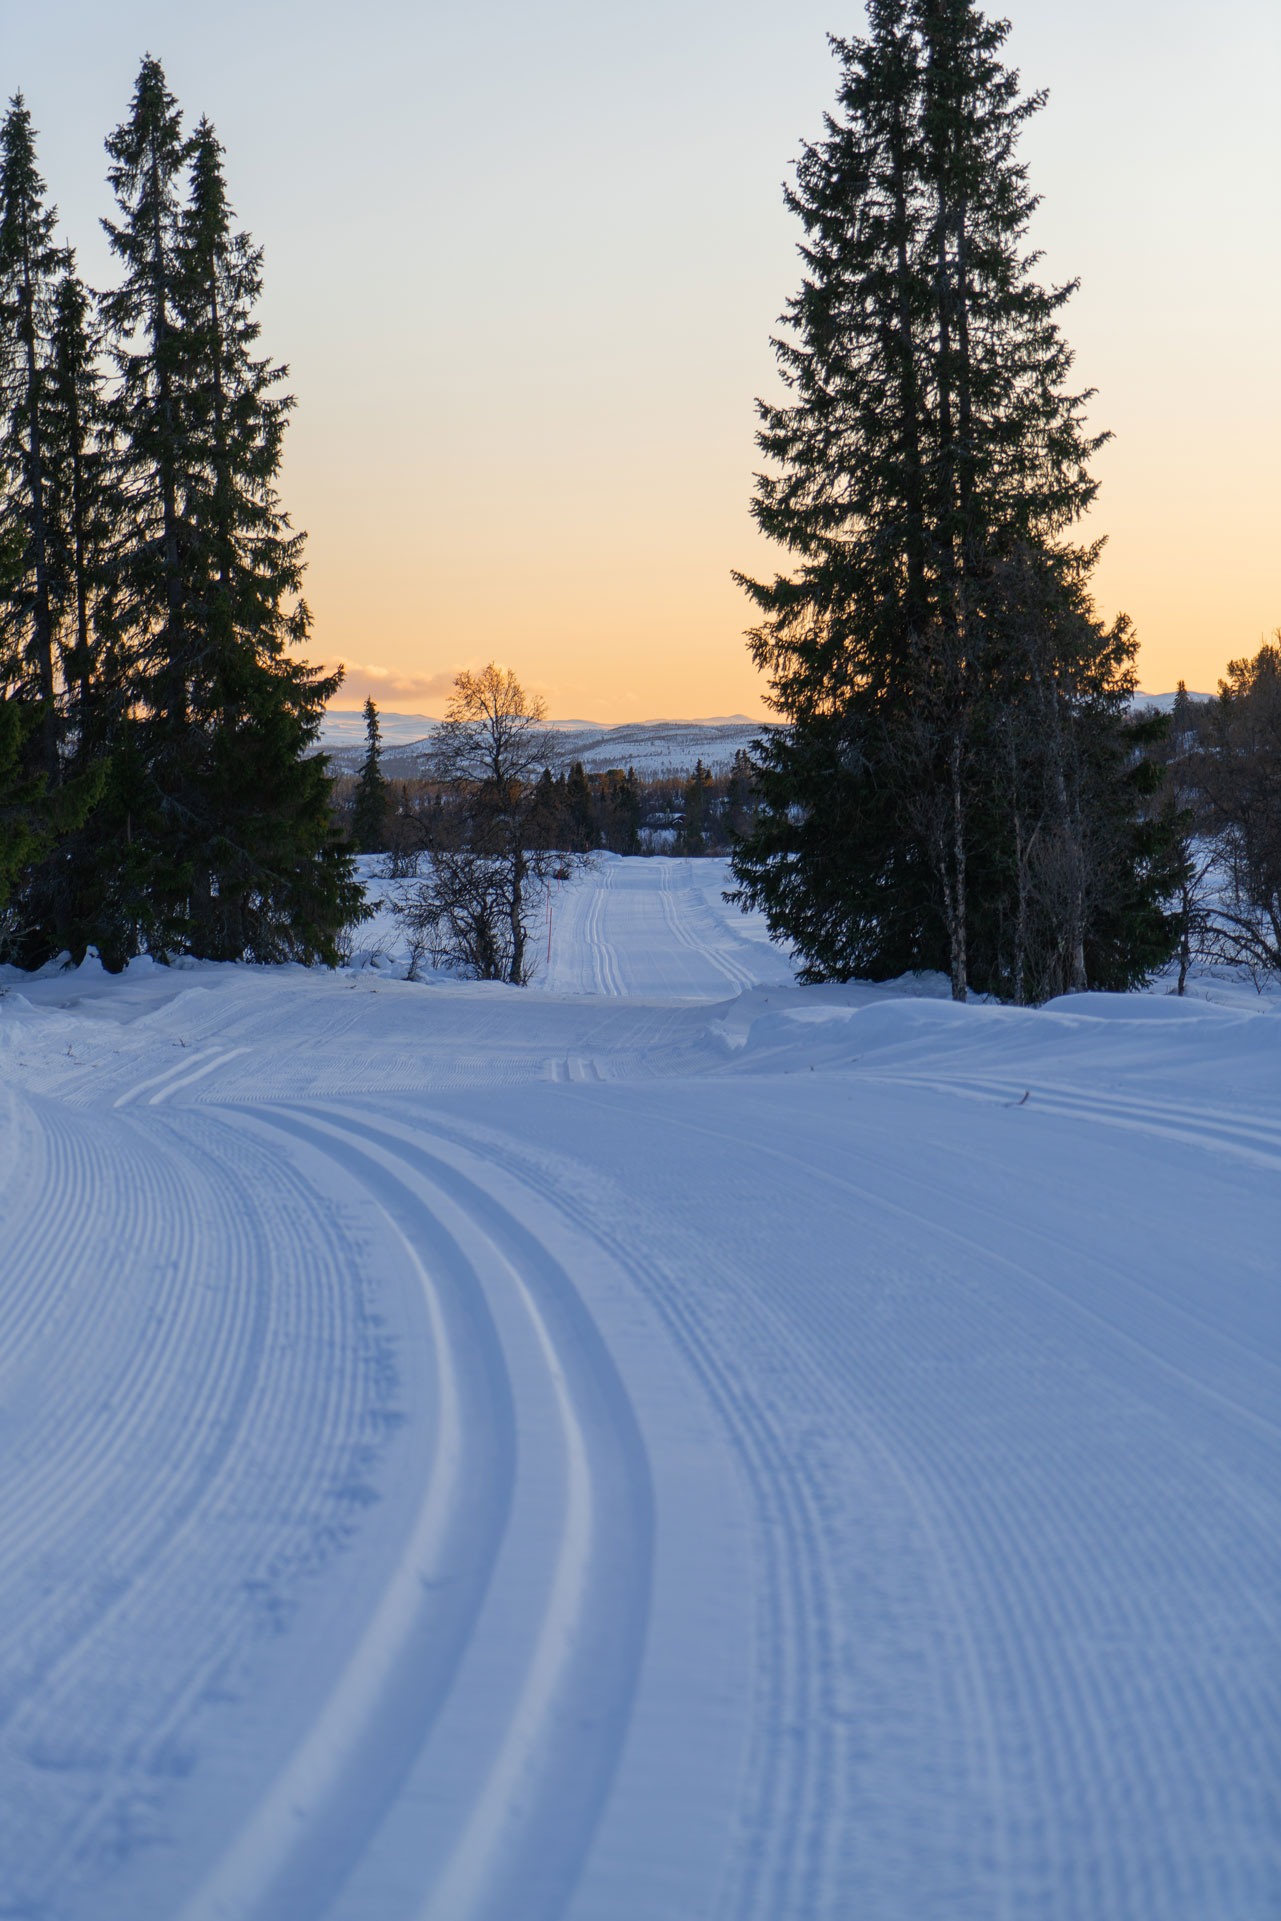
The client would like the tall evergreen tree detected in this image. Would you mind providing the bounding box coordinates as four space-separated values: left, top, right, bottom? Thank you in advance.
565 759 593 851
44 270 113 765
352 696 388 852
92 55 192 951
0 524 51 942
0 116 110 963
682 758 711 856
731 2 1178 1000
169 113 361 960
94 70 362 963
0 94 72 784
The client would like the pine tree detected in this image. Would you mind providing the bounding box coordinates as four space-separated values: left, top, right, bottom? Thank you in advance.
352 696 388 852
730 2 1178 999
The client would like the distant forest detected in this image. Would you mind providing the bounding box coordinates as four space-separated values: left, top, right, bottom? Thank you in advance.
334 747 762 862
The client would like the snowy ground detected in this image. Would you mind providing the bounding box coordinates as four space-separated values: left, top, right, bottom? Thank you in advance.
1 857 1277 1921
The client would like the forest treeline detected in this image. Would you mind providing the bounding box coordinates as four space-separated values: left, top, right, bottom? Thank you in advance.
335 742 761 862
0 61 361 970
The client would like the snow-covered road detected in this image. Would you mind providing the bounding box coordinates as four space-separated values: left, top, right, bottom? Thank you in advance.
1 858 1277 1919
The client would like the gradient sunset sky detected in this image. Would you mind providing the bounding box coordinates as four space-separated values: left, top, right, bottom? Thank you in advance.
6 0 1277 719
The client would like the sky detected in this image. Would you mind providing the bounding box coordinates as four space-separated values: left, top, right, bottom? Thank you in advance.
3 0 1277 721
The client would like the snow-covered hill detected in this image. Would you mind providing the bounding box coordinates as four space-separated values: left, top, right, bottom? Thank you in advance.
318 694 1209 780
317 712 769 778
1 862 1275 1920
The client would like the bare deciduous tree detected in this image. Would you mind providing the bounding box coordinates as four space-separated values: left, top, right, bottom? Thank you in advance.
393 664 588 983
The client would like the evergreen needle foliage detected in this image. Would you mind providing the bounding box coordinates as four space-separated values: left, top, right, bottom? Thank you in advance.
352 696 389 852
731 1 1180 1001
0 61 364 969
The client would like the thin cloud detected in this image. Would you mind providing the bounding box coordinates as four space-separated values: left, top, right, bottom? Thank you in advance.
325 659 553 710
325 662 466 706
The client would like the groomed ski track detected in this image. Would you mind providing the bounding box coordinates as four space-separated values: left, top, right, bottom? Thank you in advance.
0 856 1277 1919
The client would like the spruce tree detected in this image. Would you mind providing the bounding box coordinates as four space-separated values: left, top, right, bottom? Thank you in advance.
172 113 362 960
94 56 193 951
0 114 109 963
0 524 50 941
682 759 711 856
565 759 593 851
731 1 1178 1000
352 696 388 851
44 271 113 769
97 70 362 963
0 95 71 784
0 693 47 933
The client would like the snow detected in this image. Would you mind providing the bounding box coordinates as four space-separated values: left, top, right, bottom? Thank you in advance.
318 698 1207 779
318 716 771 780
1 858 1277 1920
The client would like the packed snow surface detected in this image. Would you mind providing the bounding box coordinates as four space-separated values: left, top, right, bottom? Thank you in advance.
1 857 1277 1920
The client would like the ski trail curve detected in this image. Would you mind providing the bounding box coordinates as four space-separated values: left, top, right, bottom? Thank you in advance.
392 1107 854 1921
178 1101 654 1921
316 1107 655 1921
658 864 756 993
173 1107 516 1921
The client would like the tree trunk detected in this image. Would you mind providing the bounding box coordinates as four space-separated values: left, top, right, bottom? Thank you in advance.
509 841 525 984
19 257 57 782
889 99 928 662
948 730 967 1000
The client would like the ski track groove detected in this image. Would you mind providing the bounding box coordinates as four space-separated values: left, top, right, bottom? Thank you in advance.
841 1085 1281 1458
864 1070 1281 1171
0 1092 384 1917
598 1093 1274 1920
2 860 1275 1921
583 867 624 999
374 1104 850 1921
313 1106 655 1921
171 1104 517 1921
423 1084 1276 1921
657 863 756 994
176 1100 654 1921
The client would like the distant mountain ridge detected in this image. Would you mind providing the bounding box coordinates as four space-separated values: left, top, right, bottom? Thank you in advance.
318 712 771 778
318 694 1208 780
